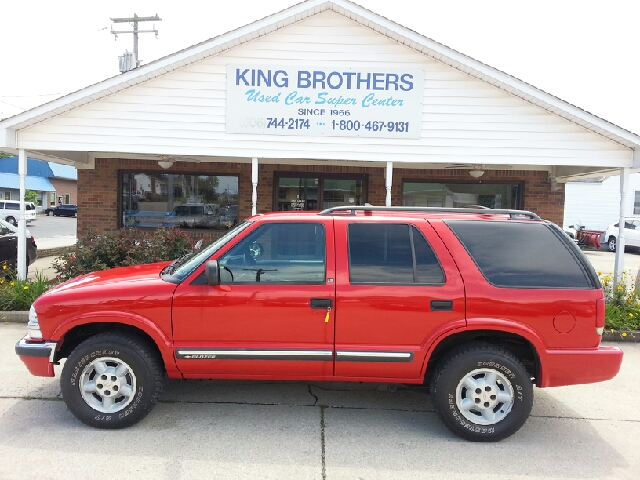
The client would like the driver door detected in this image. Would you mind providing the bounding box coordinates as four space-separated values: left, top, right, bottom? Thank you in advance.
172 219 336 378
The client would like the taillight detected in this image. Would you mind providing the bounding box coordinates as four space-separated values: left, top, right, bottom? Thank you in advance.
596 298 605 335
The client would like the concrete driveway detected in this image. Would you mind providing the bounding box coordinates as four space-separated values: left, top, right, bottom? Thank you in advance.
1 323 638 480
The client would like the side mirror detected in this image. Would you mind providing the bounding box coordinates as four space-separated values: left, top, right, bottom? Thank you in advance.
205 260 220 286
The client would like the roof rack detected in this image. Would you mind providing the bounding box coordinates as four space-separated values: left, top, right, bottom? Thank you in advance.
318 205 541 220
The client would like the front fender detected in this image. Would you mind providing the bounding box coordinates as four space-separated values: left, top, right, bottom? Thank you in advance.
50 310 179 377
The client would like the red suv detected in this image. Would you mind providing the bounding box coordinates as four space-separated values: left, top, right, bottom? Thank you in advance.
15 207 623 441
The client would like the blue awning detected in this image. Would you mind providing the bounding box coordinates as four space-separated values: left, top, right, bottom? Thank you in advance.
0 173 55 191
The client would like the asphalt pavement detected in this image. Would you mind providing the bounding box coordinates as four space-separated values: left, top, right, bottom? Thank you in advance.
1 323 638 480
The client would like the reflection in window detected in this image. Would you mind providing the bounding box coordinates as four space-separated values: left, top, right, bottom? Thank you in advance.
403 182 521 209
121 172 239 230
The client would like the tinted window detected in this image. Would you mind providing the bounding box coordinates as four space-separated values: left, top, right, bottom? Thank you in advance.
446 220 593 288
5 203 19 210
219 222 325 284
348 223 444 284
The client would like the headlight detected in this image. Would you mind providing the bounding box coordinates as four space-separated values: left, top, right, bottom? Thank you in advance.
27 305 42 340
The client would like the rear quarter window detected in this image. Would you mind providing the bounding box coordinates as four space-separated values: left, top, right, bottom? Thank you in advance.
445 220 596 289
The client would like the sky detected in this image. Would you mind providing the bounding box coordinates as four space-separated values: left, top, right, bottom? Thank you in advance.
1 0 639 135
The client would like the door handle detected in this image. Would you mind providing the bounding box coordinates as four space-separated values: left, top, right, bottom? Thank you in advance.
430 300 453 311
310 298 332 309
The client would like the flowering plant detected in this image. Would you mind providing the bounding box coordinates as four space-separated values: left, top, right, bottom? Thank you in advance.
599 271 640 331
0 263 53 311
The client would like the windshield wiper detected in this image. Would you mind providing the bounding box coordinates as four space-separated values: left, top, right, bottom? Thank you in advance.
161 252 194 276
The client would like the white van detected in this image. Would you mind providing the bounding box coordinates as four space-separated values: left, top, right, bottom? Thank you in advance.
0 200 37 226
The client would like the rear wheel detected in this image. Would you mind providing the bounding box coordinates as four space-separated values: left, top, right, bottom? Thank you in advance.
430 343 533 442
61 333 164 429
608 236 616 252
6 216 16 226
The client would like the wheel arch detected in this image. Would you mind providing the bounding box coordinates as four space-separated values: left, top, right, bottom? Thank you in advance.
53 320 178 377
423 328 541 387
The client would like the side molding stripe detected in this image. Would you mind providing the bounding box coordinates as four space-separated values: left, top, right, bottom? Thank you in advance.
176 349 414 362
336 351 414 363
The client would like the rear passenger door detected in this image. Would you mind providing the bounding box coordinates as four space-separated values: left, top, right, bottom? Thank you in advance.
333 219 465 380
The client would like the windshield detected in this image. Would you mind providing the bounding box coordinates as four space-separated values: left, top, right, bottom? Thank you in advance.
164 221 253 282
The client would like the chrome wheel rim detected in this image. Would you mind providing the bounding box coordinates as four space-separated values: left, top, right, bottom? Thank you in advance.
609 238 616 251
79 357 137 413
455 368 514 425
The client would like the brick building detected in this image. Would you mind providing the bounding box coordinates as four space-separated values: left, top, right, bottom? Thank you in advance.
2 0 640 247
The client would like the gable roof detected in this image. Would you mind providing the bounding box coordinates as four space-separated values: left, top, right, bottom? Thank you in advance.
2 0 639 152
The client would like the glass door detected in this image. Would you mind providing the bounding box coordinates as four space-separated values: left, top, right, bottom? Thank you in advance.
322 179 363 209
276 174 367 211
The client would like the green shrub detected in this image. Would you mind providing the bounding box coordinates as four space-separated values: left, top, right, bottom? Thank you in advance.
0 267 54 311
53 227 196 281
599 271 640 331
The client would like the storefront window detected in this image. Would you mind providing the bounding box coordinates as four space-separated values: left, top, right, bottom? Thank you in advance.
120 172 239 230
402 182 522 209
276 175 365 211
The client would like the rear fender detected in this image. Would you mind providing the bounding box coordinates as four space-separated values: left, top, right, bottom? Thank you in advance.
420 318 545 378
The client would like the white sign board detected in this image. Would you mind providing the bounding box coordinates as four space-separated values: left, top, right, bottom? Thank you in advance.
226 65 423 139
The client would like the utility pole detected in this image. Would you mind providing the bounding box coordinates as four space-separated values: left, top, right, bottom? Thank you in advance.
111 14 161 68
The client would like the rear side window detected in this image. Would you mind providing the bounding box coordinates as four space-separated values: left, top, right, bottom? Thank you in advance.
5 202 19 210
446 220 593 288
348 223 444 284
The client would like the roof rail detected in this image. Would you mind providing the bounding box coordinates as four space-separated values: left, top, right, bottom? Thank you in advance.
318 205 541 220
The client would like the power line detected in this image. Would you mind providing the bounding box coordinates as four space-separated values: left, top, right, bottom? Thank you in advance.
0 93 62 98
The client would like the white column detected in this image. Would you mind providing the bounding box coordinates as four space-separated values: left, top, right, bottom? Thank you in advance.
385 161 393 207
613 167 629 289
251 157 258 216
17 149 27 280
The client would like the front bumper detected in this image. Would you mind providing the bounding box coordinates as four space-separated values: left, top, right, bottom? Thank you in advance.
15 338 57 377
538 346 623 388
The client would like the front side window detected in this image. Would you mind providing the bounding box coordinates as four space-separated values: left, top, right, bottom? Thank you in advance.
219 222 326 284
348 223 444 284
121 172 239 230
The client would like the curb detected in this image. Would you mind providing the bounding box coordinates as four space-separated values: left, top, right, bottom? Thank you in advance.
602 330 640 343
1 311 29 323
38 246 72 258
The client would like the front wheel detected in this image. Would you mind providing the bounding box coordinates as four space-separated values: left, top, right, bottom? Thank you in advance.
60 333 164 429
608 236 616 252
47 211 53 216
430 343 533 442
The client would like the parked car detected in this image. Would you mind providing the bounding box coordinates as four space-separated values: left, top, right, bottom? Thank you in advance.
603 217 640 252
15 206 622 441
44 204 77 217
0 218 38 272
0 200 37 226
162 203 220 228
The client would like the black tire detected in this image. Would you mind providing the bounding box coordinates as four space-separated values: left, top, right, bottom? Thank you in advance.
48 211 53 216
6 216 17 226
60 333 164 429
608 236 616 252
430 343 533 442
